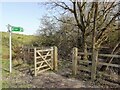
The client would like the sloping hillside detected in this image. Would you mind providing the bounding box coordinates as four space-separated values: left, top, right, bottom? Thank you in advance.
1 31 36 59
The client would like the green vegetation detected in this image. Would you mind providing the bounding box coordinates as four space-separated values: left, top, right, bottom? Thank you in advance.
2 59 16 88
1 31 37 88
2 59 29 88
1 31 37 59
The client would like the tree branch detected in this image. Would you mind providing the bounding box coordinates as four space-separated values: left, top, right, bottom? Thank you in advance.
77 2 86 30
97 11 120 41
54 2 74 13
72 1 83 31
53 15 77 26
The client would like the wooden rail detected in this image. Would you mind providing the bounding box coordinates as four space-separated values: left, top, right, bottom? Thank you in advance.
78 60 120 68
98 62 120 68
72 47 120 80
78 52 120 58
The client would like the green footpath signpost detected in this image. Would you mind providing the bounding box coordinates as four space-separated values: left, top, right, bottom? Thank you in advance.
7 24 24 73
12 27 24 32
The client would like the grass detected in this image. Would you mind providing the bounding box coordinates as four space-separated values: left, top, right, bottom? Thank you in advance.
2 59 10 88
2 59 10 76
1 31 36 88
2 59 24 88
2 59 34 88
1 31 37 59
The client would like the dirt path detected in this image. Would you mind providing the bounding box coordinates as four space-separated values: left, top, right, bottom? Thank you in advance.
2 60 119 88
3 70 87 88
2 60 91 88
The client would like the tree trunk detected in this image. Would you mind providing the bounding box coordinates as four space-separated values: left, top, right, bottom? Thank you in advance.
83 42 88 61
91 47 99 80
91 2 98 80
82 32 88 61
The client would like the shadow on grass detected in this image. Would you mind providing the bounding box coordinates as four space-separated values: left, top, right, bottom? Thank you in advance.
13 63 34 77
13 64 22 67
2 68 9 73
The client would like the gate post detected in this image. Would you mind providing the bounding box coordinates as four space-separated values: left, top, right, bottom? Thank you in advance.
53 46 58 71
72 47 78 76
34 48 37 76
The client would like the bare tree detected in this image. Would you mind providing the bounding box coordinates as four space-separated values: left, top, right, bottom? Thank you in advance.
90 1 120 80
44 1 119 62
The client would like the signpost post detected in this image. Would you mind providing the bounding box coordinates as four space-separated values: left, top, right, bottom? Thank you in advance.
7 24 24 73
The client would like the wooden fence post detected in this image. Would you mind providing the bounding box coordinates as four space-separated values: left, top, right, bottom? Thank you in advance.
53 46 58 71
51 47 54 70
34 48 37 76
72 47 78 76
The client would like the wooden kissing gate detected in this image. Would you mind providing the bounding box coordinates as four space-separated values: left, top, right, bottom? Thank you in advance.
34 46 58 76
